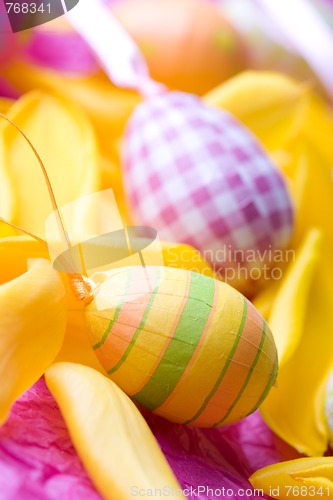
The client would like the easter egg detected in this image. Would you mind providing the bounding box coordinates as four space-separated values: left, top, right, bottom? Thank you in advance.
121 92 294 294
84 266 278 427
111 0 248 95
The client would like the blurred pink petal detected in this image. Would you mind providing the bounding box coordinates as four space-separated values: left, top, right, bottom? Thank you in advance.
23 30 98 75
0 77 20 99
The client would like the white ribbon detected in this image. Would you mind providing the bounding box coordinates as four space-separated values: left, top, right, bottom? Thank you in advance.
66 0 166 98
256 0 333 101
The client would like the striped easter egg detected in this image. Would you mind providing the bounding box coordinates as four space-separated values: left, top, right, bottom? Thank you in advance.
84 266 278 427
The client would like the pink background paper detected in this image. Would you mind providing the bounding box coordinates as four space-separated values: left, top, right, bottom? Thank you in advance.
0 378 301 500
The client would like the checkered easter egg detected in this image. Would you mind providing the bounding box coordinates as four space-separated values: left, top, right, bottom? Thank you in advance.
122 92 294 293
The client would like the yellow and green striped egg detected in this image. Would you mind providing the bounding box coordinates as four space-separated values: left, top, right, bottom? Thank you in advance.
84 266 278 427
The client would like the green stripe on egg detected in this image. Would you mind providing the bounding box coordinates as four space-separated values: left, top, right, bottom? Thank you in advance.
131 271 216 410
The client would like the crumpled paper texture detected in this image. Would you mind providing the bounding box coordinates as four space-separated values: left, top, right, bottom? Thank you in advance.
0 378 300 500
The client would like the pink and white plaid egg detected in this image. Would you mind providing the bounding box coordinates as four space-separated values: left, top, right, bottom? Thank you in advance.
121 91 294 292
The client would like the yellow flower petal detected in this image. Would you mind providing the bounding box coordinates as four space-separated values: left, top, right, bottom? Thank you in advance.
268 229 322 365
0 235 105 372
261 236 333 456
203 71 308 151
0 91 100 236
2 62 140 156
287 139 333 251
99 155 130 225
250 457 333 499
54 283 105 374
161 241 218 279
0 235 48 284
0 223 16 238
302 94 333 169
253 278 283 320
0 258 67 424
45 362 182 500
0 97 13 113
